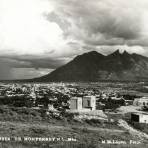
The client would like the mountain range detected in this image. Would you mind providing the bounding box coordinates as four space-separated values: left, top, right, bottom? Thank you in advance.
33 50 148 82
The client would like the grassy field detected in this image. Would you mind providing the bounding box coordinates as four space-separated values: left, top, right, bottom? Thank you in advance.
0 121 147 148
0 142 147 148
0 105 147 148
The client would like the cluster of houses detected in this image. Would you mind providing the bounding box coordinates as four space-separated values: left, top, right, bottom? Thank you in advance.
69 94 148 124
0 83 148 124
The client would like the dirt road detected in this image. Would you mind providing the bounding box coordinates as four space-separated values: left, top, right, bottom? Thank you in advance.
118 119 148 140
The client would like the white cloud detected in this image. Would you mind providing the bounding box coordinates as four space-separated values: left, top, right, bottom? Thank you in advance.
49 0 148 56
1 0 148 58
1 0 148 79
0 0 65 55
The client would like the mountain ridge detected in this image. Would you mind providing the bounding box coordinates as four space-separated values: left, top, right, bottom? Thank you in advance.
33 50 148 82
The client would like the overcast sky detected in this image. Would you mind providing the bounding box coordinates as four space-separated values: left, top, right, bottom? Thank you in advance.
1 0 148 79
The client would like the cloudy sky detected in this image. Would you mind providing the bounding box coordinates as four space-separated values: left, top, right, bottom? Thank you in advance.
0 0 148 79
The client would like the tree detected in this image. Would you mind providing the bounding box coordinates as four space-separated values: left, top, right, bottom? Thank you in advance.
53 93 70 115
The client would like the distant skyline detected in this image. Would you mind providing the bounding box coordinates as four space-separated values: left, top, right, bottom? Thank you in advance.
0 0 148 79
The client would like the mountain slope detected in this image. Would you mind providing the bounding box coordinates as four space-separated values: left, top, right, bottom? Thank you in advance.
33 50 148 82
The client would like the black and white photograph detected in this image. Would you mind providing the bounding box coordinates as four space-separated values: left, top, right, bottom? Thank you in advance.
0 0 148 147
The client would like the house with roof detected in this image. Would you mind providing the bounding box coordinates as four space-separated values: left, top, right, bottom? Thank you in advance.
131 112 148 123
133 97 148 107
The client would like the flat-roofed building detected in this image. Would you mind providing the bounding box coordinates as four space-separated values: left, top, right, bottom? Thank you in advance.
82 96 96 111
131 112 148 123
69 97 82 110
133 97 148 107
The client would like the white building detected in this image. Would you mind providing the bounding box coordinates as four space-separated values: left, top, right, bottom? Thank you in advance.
131 112 148 123
83 96 96 111
69 97 82 110
133 97 148 107
69 96 96 111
